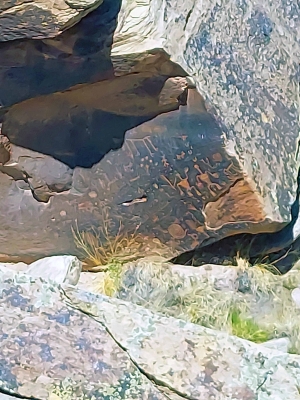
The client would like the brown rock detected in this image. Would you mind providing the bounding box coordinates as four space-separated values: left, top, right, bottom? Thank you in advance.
0 134 10 165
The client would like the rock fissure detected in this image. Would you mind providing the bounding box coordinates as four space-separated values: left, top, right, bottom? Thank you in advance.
0 387 41 400
183 6 194 31
62 290 198 400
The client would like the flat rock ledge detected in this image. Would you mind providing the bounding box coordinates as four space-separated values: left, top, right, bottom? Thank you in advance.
1 259 300 399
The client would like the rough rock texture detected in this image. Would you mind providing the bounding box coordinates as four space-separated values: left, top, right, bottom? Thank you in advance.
0 0 104 41
0 88 281 261
1 265 300 399
0 1 123 114
113 0 300 223
0 269 167 399
0 0 299 261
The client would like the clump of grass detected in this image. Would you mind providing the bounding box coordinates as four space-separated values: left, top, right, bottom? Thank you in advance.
230 308 271 343
102 262 123 297
115 260 236 331
71 218 144 271
236 255 282 297
113 258 300 350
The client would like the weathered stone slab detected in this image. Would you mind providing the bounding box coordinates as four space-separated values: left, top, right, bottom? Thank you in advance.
70 287 300 400
0 270 167 399
2 266 300 399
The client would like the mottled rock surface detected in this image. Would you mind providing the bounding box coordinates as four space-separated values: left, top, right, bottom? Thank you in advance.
1 266 300 399
113 0 300 223
0 269 167 399
0 0 104 41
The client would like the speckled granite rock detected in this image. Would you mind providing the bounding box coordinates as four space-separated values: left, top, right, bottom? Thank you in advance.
0 0 104 41
72 287 300 400
2 266 300 399
0 269 168 400
113 0 300 224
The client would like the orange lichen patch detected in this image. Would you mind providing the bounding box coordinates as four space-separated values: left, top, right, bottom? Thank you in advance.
204 179 266 228
177 178 191 190
212 153 223 162
168 223 186 239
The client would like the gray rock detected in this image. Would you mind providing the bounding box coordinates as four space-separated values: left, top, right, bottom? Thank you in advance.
27 255 82 285
261 337 291 353
291 287 300 309
0 0 104 41
171 263 239 291
2 266 300 399
113 0 300 224
0 268 166 399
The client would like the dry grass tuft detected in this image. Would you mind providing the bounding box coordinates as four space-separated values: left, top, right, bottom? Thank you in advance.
72 219 144 272
112 257 300 351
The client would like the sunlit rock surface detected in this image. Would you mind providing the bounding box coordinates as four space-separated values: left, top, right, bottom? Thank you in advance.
0 0 104 41
113 0 300 223
1 265 300 399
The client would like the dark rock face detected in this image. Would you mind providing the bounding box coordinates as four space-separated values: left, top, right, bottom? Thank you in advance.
2 74 187 168
114 0 300 223
0 0 121 113
0 89 276 261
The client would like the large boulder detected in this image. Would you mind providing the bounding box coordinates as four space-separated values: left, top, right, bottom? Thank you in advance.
0 2 120 112
113 0 300 223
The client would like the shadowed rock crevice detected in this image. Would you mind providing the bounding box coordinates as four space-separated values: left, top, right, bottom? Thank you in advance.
0 0 122 114
2 73 189 168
